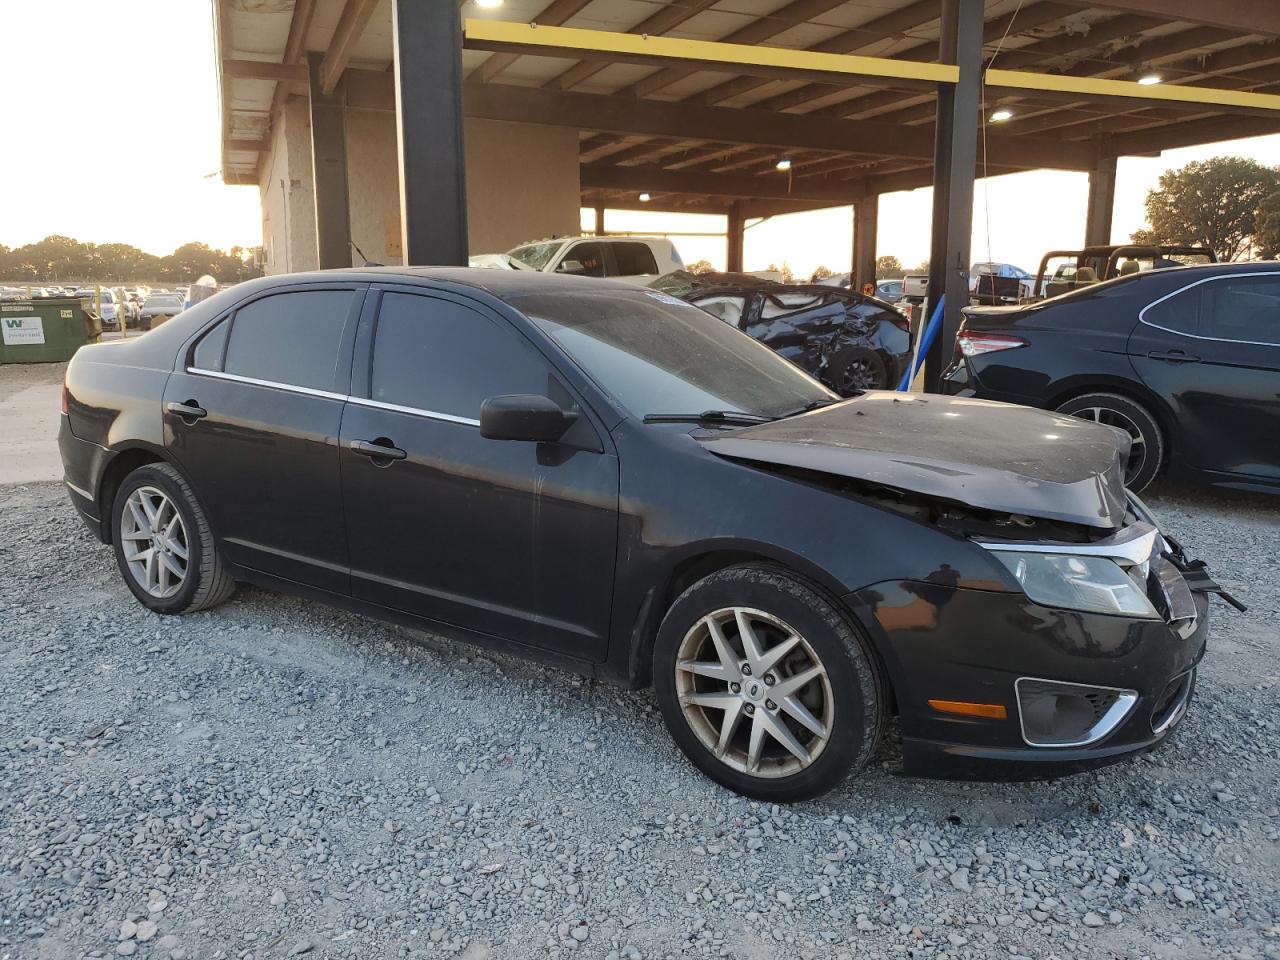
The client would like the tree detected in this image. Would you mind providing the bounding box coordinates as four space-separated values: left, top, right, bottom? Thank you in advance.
764 262 795 283
810 265 835 281
1135 156 1280 261
1256 190 1280 260
875 255 903 278
686 259 716 275
0 234 264 284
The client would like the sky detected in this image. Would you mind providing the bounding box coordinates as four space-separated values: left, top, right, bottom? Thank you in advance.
2 1 1278 274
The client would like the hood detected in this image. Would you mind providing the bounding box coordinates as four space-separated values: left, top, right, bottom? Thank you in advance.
698 392 1129 529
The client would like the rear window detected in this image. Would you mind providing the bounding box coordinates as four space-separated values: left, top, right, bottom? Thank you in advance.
611 242 659 277
222 290 353 391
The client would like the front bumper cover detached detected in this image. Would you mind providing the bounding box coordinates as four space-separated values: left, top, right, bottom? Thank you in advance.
846 572 1211 780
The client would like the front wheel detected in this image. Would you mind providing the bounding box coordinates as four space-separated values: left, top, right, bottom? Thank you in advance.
111 462 235 614
1055 392 1165 492
653 564 886 802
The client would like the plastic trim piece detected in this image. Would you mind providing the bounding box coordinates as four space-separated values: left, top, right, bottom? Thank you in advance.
1015 676 1138 749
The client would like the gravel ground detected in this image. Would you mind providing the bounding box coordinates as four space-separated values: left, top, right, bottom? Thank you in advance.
0 476 1277 960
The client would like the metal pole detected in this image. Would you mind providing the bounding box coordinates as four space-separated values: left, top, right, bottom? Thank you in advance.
392 0 469 265
726 201 744 272
1085 153 1118 247
853 195 878 291
308 53 353 269
922 0 982 392
594 206 606 237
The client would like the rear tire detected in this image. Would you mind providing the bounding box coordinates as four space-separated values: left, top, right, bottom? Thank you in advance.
111 462 235 614
653 564 886 802
828 346 888 394
1055 392 1164 492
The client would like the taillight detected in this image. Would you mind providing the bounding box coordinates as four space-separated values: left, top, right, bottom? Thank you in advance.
957 330 1025 358
61 379 69 415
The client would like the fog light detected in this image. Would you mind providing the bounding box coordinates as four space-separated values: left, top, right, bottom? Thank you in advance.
1015 678 1137 747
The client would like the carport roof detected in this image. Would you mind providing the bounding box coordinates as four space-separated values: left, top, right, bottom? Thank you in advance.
215 0 1280 210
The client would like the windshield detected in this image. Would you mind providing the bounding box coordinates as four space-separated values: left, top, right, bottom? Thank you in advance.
507 241 563 271
515 287 835 420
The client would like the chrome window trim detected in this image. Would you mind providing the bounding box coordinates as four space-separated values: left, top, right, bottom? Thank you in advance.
345 396 480 428
1137 270 1280 347
976 521 1159 567
184 367 481 428
1015 676 1139 748
186 367 346 401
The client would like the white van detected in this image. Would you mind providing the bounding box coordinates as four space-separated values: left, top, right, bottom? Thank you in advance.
470 236 683 284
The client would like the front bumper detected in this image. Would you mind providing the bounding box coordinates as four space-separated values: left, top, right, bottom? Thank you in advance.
846 578 1208 779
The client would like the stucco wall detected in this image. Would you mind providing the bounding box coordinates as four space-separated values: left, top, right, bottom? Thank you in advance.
260 105 579 270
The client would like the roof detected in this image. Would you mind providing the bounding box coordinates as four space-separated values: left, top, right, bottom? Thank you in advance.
215 1 1280 210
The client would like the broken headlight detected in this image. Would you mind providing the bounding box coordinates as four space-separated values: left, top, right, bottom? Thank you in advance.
989 551 1159 619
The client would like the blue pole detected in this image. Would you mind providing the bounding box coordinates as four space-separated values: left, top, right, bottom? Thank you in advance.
897 294 946 391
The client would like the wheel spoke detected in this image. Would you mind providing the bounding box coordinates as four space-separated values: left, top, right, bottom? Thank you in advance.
734 609 765 672
128 499 151 535
167 536 188 561
757 708 810 763
678 659 737 681
715 700 745 758
754 634 801 678
121 529 151 542
159 551 185 580
682 692 740 711
704 617 742 681
771 664 824 700
144 550 158 593
746 713 766 773
779 695 828 739
139 493 160 528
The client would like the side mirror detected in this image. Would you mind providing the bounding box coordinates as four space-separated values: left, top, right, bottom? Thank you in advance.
480 394 577 442
556 259 586 275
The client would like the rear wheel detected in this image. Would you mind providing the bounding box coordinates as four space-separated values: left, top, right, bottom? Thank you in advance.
111 462 235 614
829 346 888 394
653 564 886 802
1055 392 1164 491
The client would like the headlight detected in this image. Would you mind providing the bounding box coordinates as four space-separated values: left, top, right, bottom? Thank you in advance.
990 551 1158 619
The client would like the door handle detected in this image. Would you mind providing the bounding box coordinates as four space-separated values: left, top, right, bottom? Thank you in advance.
1147 350 1201 364
165 400 207 420
350 438 407 462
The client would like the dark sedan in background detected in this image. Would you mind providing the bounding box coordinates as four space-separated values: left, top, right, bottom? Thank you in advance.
653 271 912 392
944 262 1280 493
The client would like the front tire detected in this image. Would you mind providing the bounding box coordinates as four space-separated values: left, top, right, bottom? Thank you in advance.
653 564 886 802
1055 392 1165 492
111 462 235 614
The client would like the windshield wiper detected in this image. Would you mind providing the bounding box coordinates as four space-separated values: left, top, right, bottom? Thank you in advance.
778 398 841 419
643 410 773 426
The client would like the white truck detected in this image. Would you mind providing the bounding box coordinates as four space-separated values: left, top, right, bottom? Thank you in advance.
470 236 684 283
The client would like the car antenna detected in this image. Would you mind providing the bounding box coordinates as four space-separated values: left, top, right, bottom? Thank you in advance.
349 240 382 268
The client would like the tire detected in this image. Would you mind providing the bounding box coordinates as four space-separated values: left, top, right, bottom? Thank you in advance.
828 345 888 394
653 564 887 802
1055 392 1165 492
111 462 235 614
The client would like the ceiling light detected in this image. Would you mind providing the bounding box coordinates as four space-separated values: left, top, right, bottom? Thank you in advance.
775 158 792 172
474 0 504 8
1137 72 1161 86
638 192 651 202
989 108 1013 122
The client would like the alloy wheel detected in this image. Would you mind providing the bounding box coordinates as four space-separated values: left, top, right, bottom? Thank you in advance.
1068 406 1147 485
120 486 189 599
675 607 833 778
838 358 880 391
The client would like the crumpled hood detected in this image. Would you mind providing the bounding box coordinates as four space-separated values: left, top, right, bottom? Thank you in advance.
699 392 1130 529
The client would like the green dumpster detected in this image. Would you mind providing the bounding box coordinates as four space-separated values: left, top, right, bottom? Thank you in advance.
0 298 101 364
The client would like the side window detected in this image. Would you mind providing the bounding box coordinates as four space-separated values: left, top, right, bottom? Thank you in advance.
1199 275 1280 345
612 242 659 276
759 292 825 319
191 318 229 371
691 295 746 326
222 290 353 391
1143 286 1201 336
371 293 551 420
557 242 606 278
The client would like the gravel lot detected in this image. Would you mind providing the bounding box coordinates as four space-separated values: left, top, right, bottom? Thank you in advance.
1 455 1278 958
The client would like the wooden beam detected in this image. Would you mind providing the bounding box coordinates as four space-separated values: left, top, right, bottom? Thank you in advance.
462 83 1096 171
581 163 867 204
319 0 381 95
223 58 308 82
1062 0 1280 38
470 0 594 84
265 0 318 169
463 20 958 89
1107 113 1280 153
227 138 268 153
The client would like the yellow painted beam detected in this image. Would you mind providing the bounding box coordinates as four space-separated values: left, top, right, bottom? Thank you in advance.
986 68 1280 113
463 19 959 86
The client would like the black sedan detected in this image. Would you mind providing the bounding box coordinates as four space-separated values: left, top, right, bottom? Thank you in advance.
653 272 912 392
943 261 1280 493
60 268 1220 800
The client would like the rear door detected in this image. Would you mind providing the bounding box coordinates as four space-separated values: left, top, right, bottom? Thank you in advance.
163 284 363 592
339 286 619 660
1129 271 1280 481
